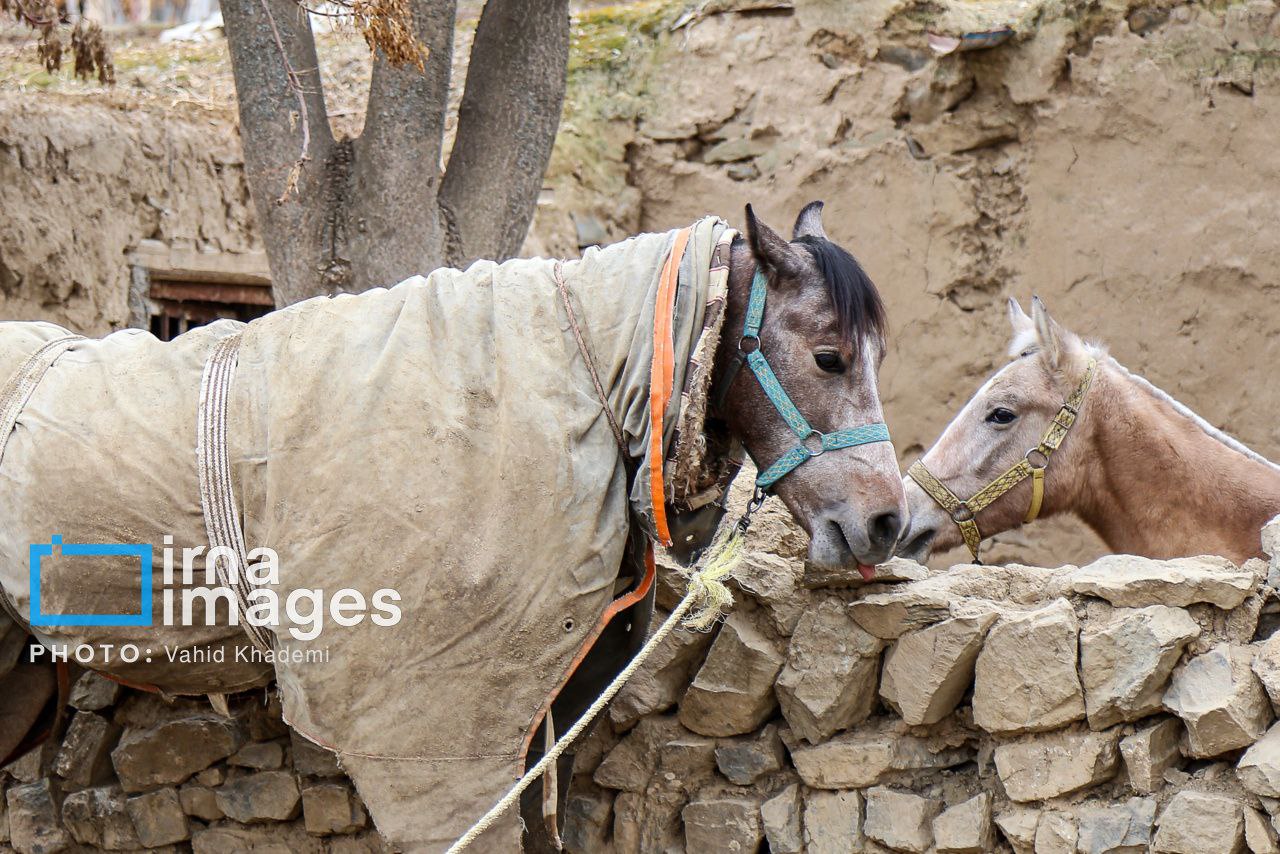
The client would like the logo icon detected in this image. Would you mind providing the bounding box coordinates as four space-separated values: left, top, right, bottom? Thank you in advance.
29 535 152 627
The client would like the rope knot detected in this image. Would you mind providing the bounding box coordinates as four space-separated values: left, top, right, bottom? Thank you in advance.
675 524 743 631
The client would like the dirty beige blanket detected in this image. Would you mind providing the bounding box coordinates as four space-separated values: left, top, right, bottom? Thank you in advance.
244 217 730 850
0 216 732 851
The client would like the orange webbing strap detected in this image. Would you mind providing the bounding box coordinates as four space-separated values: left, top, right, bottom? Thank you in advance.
519 231 689 766
517 548 657 764
648 227 692 547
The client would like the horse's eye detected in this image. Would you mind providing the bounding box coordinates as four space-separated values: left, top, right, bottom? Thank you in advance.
814 352 845 374
986 407 1017 425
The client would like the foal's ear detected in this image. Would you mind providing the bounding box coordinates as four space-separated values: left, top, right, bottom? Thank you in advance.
1031 296 1063 368
1007 298 1033 334
1006 298 1036 357
745 204 804 279
792 201 827 240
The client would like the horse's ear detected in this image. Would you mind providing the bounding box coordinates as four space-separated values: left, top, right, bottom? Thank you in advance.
792 201 827 240
1031 296 1062 368
745 204 804 279
1007 297 1031 331
1006 298 1036 357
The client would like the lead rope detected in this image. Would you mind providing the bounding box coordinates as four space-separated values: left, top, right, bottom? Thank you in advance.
445 517 746 853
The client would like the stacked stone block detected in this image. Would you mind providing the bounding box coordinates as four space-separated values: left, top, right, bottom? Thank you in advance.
561 517 1280 853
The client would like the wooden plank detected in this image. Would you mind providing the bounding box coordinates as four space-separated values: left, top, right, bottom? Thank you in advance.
149 280 275 307
129 240 273 289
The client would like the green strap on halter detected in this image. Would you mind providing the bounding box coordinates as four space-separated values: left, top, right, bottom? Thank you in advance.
740 268 892 490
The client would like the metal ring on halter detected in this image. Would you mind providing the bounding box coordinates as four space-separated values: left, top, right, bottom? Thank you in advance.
951 504 975 523
802 430 825 457
1025 447 1049 470
738 334 761 354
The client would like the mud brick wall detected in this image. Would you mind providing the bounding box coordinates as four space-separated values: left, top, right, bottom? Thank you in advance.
559 513 1280 854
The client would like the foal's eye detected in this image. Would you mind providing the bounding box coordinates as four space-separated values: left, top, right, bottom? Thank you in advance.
814 352 845 374
986 407 1018 425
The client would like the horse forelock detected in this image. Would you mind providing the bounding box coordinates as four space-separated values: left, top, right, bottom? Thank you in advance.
793 235 887 352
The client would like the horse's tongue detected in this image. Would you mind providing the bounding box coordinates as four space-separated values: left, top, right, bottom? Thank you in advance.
857 564 877 581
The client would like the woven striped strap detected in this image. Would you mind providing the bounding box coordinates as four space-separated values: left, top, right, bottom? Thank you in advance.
0 334 83 626
908 358 1097 561
197 334 273 654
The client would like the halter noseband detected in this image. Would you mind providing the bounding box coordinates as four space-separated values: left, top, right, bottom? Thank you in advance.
907 358 1097 562
717 266 892 493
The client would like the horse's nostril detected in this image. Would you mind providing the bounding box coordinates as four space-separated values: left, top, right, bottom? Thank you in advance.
868 511 903 549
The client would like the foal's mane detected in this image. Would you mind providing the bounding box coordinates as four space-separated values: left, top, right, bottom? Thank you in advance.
792 235 887 349
1004 331 1280 475
1104 349 1280 475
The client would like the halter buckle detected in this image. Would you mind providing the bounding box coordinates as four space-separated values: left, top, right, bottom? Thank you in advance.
951 504 975 523
1025 447 1049 470
802 430 825 457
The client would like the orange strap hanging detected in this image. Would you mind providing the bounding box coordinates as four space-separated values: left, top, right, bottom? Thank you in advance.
648 227 691 547
519 231 692 764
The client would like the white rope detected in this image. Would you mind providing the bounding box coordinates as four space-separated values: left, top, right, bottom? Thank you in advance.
445 590 699 853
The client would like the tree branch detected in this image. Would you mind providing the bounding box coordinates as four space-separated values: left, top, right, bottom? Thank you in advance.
437 0 570 267
344 0 456 290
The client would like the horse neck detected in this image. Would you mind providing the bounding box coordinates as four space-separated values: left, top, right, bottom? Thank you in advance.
1069 358 1280 562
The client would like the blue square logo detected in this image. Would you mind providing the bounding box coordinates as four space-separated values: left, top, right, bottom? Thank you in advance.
29 535 153 627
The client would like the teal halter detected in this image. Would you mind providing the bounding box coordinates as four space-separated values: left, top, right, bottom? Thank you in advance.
737 266 893 490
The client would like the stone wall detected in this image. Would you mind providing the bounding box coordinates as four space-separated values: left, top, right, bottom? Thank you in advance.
1 682 384 852
556 512 1280 853
8 518 1280 853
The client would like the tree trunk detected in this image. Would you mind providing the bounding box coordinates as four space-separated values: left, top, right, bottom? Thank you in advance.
221 0 571 307
439 0 570 268
221 0 336 306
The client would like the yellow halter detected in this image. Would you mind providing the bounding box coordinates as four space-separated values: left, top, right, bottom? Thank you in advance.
907 358 1097 562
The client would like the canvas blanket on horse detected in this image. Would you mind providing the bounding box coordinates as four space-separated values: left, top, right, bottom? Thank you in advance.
0 216 734 850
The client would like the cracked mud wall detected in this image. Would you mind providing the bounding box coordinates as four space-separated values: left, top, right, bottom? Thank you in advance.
2 2 1278 565
0 96 260 335
532 0 1280 567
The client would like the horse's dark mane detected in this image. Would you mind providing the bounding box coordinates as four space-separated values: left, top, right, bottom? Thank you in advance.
793 235 887 349
733 233 887 349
